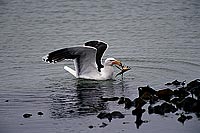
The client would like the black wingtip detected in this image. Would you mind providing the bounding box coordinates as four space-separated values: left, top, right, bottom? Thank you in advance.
84 40 108 72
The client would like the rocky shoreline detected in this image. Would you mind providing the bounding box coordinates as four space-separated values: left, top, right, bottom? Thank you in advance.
95 79 200 129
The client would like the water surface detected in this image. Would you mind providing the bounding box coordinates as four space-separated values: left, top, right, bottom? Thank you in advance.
0 0 200 133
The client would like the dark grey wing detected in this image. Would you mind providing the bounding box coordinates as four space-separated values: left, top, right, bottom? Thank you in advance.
43 47 98 76
84 40 108 72
43 47 78 63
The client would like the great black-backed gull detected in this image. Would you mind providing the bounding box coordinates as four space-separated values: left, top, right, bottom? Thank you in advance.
42 40 122 80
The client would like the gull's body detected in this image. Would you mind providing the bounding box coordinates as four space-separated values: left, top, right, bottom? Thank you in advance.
42 40 121 80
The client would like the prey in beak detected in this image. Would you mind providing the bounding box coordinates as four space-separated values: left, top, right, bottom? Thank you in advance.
115 63 131 79
112 60 122 66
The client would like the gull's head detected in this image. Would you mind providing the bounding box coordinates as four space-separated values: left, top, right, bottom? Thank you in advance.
104 58 122 66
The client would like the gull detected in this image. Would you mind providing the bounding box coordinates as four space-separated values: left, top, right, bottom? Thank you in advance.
42 40 122 80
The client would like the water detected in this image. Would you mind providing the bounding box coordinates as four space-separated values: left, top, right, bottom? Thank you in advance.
0 0 200 133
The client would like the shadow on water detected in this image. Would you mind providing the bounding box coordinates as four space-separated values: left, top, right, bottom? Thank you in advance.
49 79 123 119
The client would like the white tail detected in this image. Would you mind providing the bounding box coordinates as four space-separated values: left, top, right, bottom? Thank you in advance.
64 66 77 78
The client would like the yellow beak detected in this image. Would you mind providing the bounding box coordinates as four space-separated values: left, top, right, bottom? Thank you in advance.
112 60 122 66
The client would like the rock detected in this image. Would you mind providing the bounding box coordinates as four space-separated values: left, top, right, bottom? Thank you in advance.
192 100 200 112
118 97 134 109
97 112 112 122
149 95 159 105
148 105 164 115
132 107 146 129
165 82 173 85
156 89 174 101
111 111 125 118
97 111 124 122
186 79 200 91
122 121 130 124
148 102 177 115
135 119 144 129
138 86 156 97
101 96 119 102
88 125 94 129
186 79 200 99
97 112 110 119
177 114 193 124
193 88 200 100
170 97 182 105
177 97 197 112
140 92 152 100
172 80 183 86
99 122 108 128
23 113 32 118
165 80 186 86
37 112 44 116
160 102 177 113
132 107 145 116
106 114 112 122
124 98 133 109
173 88 189 98
195 112 200 118
118 97 125 104
132 97 147 108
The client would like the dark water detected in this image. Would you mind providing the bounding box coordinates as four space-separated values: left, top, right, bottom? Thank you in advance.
0 0 200 133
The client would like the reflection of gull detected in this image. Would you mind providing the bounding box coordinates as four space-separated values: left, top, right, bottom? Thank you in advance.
43 40 121 80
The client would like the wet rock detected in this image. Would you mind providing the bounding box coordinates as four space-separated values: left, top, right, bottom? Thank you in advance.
177 113 193 124
118 97 125 104
148 102 177 115
132 107 146 129
118 97 133 109
111 111 125 118
170 97 182 105
195 112 200 118
165 80 185 86
138 86 156 97
140 92 152 100
122 121 130 124
88 125 94 129
37 112 44 116
99 122 108 128
148 105 164 115
124 98 133 109
97 111 124 122
165 82 173 85
23 113 32 118
156 89 174 101
172 80 185 86
140 91 159 105
192 100 200 112
160 102 177 113
173 88 189 98
193 88 200 100
5 100 9 102
97 112 110 119
101 96 119 102
186 79 200 99
132 97 147 108
186 79 200 91
132 107 145 116
177 97 197 112
135 119 145 129
107 114 112 122
149 95 159 105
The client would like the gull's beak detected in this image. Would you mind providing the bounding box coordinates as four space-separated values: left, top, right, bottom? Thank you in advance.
112 60 122 66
